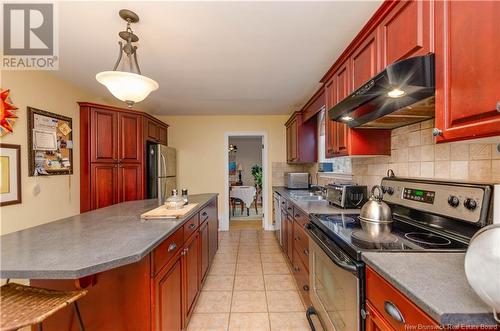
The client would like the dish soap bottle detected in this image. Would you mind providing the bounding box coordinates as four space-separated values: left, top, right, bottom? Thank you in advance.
165 189 185 210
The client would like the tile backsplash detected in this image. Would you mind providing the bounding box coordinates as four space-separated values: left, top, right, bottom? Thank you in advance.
351 119 500 187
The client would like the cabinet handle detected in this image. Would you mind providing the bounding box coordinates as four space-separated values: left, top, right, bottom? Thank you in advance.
167 243 177 252
287 207 292 210
303 285 309 291
294 266 300 272
303 249 309 256
496 101 500 112
189 223 196 229
432 128 443 137
181 249 186 256
295 214 300 218
202 212 208 217
295 236 300 241
384 301 405 324
360 308 370 319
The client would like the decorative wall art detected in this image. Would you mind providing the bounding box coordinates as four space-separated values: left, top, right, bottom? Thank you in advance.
27 107 73 176
0 144 22 206
0 89 18 137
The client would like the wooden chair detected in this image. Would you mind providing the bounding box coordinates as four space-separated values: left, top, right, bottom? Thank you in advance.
0 281 87 331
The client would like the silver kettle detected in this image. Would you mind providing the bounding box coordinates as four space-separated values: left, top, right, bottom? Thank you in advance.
359 185 393 236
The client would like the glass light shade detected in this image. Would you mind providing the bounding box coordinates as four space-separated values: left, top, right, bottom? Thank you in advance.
96 71 159 104
464 224 500 323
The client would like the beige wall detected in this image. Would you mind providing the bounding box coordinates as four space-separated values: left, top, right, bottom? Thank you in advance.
0 71 124 235
156 115 288 230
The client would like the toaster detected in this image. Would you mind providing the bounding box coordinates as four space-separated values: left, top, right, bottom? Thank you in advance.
326 184 367 208
285 173 309 189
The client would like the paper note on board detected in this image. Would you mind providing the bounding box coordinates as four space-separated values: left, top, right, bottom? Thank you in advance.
34 114 58 132
58 123 72 136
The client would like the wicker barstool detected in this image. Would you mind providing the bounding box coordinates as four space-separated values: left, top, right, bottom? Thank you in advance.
0 281 87 331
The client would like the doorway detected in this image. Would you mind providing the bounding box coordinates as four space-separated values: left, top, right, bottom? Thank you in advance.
223 132 268 231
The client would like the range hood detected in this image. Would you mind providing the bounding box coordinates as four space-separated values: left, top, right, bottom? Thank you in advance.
329 54 435 129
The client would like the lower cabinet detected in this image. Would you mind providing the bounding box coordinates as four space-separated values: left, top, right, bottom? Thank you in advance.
366 266 439 331
199 220 210 283
286 213 294 262
183 233 200 321
153 256 183 331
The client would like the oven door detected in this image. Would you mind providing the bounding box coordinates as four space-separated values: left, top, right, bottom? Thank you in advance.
308 226 362 331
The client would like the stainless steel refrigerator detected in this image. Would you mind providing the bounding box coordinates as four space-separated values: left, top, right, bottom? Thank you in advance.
146 143 177 204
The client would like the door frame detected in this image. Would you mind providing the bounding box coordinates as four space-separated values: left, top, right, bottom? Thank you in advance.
223 131 269 231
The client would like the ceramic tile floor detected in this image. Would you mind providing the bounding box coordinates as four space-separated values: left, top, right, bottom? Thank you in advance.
187 227 311 331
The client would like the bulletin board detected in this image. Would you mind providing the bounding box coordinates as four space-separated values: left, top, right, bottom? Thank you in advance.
27 107 73 176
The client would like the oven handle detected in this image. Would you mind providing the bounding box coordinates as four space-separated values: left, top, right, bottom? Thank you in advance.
306 224 357 273
306 306 318 331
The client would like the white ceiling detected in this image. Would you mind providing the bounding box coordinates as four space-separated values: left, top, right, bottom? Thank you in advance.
55 1 382 115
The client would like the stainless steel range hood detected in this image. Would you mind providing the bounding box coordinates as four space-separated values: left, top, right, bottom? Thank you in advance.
329 54 435 129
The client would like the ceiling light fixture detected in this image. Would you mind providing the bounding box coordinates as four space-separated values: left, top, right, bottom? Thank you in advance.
96 9 159 108
341 115 353 122
387 88 405 98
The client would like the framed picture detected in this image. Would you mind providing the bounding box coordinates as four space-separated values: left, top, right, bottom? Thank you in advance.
0 144 22 206
27 107 73 176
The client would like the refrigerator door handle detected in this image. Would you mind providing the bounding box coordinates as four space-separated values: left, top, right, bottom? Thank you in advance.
160 153 167 178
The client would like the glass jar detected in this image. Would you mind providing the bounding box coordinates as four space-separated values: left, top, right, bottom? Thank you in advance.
165 189 185 210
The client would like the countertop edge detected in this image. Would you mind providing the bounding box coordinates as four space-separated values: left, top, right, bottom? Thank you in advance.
1 194 218 279
362 254 497 326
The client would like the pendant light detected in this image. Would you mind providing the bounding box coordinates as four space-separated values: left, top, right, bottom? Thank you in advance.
96 9 159 108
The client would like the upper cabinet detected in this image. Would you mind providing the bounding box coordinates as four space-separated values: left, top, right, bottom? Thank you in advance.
351 30 379 90
434 1 500 142
285 111 317 164
79 102 169 212
379 0 433 67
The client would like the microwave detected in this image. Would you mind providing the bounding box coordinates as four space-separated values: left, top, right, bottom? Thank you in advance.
326 183 367 208
285 173 309 189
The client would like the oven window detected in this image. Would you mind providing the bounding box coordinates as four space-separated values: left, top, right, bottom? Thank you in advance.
311 241 359 331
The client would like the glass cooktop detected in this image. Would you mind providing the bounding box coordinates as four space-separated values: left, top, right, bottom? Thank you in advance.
309 213 469 260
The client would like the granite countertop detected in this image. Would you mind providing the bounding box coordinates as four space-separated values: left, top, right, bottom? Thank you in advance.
362 252 498 327
273 186 362 215
0 194 217 280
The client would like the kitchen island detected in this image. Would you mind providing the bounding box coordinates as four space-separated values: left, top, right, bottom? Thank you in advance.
1 194 219 331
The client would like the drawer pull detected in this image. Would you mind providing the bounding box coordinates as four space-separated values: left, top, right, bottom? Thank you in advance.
303 285 309 291
384 301 405 324
432 128 443 137
295 214 301 218
295 236 300 241
167 243 177 252
202 211 208 217
496 101 500 112
303 249 309 256
287 207 292 210
189 223 196 229
294 266 300 272
360 308 369 319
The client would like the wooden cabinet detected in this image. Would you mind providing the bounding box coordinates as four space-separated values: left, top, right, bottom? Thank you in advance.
285 112 317 164
434 0 500 142
199 220 209 283
205 199 219 266
183 233 200 323
366 266 439 331
90 108 118 163
90 163 118 210
280 208 287 250
351 30 379 90
118 163 143 203
292 247 311 307
118 113 142 163
379 0 433 67
365 302 395 331
145 117 168 145
286 213 294 262
153 255 183 331
80 102 169 212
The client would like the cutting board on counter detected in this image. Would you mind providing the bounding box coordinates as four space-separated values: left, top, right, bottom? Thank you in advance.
141 203 198 220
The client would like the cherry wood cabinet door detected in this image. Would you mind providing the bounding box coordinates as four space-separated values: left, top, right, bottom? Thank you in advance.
183 234 199 323
118 163 143 203
286 213 294 262
206 200 219 266
380 0 433 67
333 61 350 156
280 209 287 250
90 163 118 210
365 302 395 331
153 255 183 331
90 108 118 163
324 78 336 158
435 0 500 142
118 113 142 163
351 30 379 90
286 119 298 162
199 220 209 283
158 125 168 145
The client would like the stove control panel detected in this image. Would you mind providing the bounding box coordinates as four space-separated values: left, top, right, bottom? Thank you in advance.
381 178 492 225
